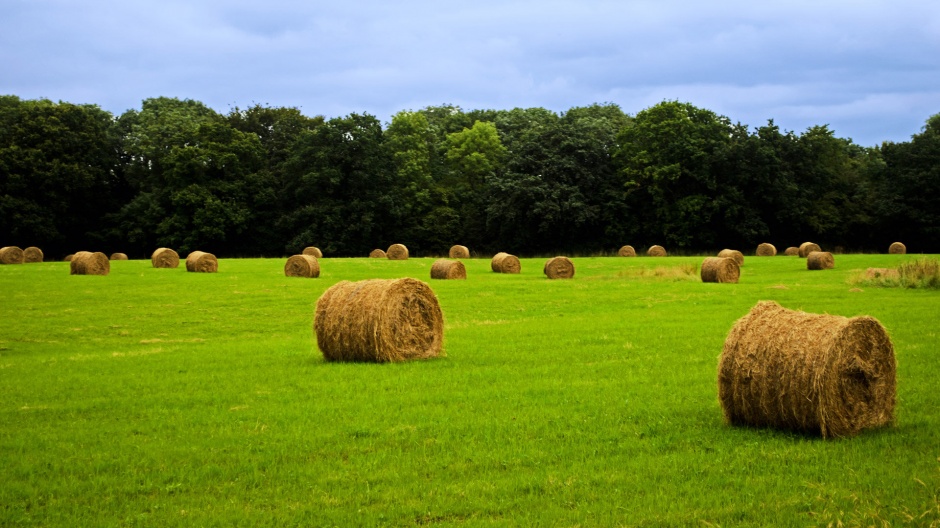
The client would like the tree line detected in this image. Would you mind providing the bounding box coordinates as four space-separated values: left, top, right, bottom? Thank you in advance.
1 95 938 258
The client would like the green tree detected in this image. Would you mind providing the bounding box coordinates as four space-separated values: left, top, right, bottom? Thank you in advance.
444 120 507 249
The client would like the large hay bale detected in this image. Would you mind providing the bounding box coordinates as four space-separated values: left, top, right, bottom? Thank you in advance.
756 243 777 257
491 252 521 274
386 244 409 260
0 246 25 264
70 251 110 275
647 245 667 257
110 252 128 261
302 246 323 258
430 259 466 280
888 242 906 255
701 257 740 283
369 249 387 258
314 278 444 362
807 251 834 270
717 249 744 266
718 300 896 438
151 248 180 268
798 242 821 258
448 245 470 259
618 245 636 257
784 246 800 256
543 256 575 279
185 251 218 273
284 255 320 278
23 246 43 263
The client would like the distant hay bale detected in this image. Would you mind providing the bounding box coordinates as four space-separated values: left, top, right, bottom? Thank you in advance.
64 254 74 262
784 247 800 256
0 246 25 264
701 257 740 283
23 247 43 263
717 249 744 266
448 245 470 259
110 253 128 261
185 251 218 273
369 249 387 258
888 242 906 255
798 242 821 258
302 246 323 258
543 256 575 279
718 300 896 438
314 278 444 363
618 245 636 257
491 252 521 274
151 248 180 268
430 259 466 280
69 251 110 276
807 251 834 270
756 243 777 257
284 255 320 278
647 245 667 257
386 244 409 260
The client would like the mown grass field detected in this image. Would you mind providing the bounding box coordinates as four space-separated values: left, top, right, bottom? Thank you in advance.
1 254 938 527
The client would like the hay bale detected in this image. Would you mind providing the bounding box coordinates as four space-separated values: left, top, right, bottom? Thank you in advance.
888 242 906 255
647 245 667 257
430 259 466 280
701 257 740 283
386 244 409 260
798 242 821 258
448 245 470 259
807 251 834 270
756 243 777 257
64 254 74 262
491 252 521 274
543 256 575 279
717 249 744 266
284 254 320 278
302 246 323 258
783 246 799 256
0 246 25 264
618 245 636 257
314 278 444 362
110 252 128 261
23 247 43 263
369 249 387 258
151 248 180 268
717 300 896 438
70 251 110 276
185 251 218 273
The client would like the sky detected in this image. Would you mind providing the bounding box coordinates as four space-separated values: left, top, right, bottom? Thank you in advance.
2 0 939 146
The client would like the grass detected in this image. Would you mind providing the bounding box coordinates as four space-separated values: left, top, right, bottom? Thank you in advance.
1 254 939 526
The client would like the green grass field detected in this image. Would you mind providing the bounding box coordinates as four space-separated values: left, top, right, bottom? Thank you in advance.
1 255 938 527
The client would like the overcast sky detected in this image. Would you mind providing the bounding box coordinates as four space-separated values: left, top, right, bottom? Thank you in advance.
2 0 938 145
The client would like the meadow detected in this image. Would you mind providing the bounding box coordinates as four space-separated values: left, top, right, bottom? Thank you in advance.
1 254 938 527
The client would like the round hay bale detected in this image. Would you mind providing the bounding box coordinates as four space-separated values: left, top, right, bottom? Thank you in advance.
386 244 409 260
717 249 744 267
701 257 740 283
888 242 906 255
756 243 777 257
302 246 323 258
647 245 667 257
369 249 387 258
151 248 180 268
448 245 470 259
185 251 218 273
491 252 521 274
807 251 834 270
64 254 74 262
0 246 25 264
110 252 128 261
314 278 444 363
284 254 320 278
430 259 466 280
23 246 43 263
70 251 110 276
618 245 636 257
717 300 896 438
798 242 821 258
543 256 575 279
784 246 800 256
